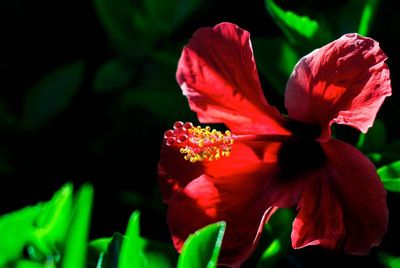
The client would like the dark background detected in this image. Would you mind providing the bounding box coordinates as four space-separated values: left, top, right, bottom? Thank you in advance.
0 0 399 267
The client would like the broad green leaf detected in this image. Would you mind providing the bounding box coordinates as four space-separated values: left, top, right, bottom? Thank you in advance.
178 221 226 268
119 211 148 268
378 251 400 268
252 37 299 95
377 160 400 192
265 0 331 51
93 58 134 93
339 0 379 36
23 61 85 129
62 184 93 268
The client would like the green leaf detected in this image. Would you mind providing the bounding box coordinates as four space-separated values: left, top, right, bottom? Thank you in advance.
23 61 85 130
100 233 125 268
94 0 200 55
178 221 226 268
61 184 94 268
377 160 400 192
256 209 293 268
89 237 112 253
15 260 49 268
378 251 400 268
93 0 139 55
339 0 380 36
0 99 18 130
93 58 134 93
121 87 192 122
265 0 331 51
134 0 201 36
0 206 42 266
119 211 148 268
34 183 73 247
252 37 299 95
87 237 111 268
257 239 281 267
356 119 386 152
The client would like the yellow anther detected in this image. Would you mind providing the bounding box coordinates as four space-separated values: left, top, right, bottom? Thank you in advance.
198 140 204 148
177 125 234 163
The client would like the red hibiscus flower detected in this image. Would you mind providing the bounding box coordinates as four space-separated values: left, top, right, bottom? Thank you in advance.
158 22 391 267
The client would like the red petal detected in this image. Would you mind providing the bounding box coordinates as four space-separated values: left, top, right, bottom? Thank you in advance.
158 142 204 203
177 22 288 135
168 176 277 267
292 139 388 254
285 33 391 141
165 140 301 266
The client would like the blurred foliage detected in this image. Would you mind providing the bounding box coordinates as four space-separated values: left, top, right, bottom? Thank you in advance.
0 0 399 267
23 61 85 130
0 183 92 267
379 251 400 268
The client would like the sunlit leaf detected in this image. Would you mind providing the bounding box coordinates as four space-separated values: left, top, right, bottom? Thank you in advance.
87 237 112 268
34 183 73 247
339 0 380 36
264 0 331 51
89 237 112 253
0 184 75 266
178 221 226 268
377 160 400 192
253 37 299 95
378 251 400 268
62 184 93 268
15 260 48 268
23 61 85 130
0 206 42 266
119 211 148 268
256 209 293 267
257 239 281 268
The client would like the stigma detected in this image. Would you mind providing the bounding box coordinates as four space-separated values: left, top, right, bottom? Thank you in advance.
164 121 234 163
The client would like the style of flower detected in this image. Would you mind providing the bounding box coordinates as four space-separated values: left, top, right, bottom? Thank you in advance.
158 22 391 267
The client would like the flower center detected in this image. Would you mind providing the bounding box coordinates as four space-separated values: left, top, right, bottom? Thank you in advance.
164 121 234 163
278 121 326 179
